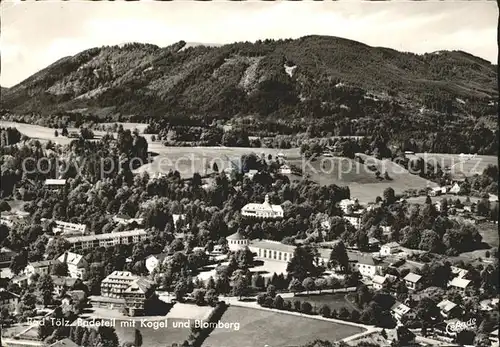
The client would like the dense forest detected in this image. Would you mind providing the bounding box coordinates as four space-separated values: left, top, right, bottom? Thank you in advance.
1 36 498 154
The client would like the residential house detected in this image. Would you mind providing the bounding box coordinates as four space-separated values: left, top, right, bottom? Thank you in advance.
348 252 386 279
449 183 461 195
339 199 356 214
279 165 291 175
57 252 88 279
0 289 19 313
244 169 258 180
449 277 471 294
430 186 447 197
44 179 67 190
344 213 362 230
391 302 414 323
241 195 284 219
489 329 498 345
489 194 498 203
372 275 387 290
145 253 170 274
24 260 56 278
226 231 249 252
172 214 188 228
63 229 148 252
0 247 17 267
368 237 380 250
385 326 417 346
437 299 461 319
404 273 422 291
451 266 468 279
113 214 144 226
51 276 78 296
51 220 87 235
380 242 400 257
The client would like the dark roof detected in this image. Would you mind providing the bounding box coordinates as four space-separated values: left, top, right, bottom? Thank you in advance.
226 231 246 241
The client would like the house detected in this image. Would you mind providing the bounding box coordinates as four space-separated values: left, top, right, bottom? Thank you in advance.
49 338 79 347
385 326 417 346
241 194 284 219
92 271 155 316
391 302 414 323
0 289 19 312
279 165 291 174
0 247 17 267
63 229 148 251
449 277 471 293
223 167 237 180
51 276 78 296
62 290 86 307
226 231 249 252
113 214 144 226
172 214 188 228
372 275 387 290
339 199 356 213
437 299 461 319
51 220 87 235
44 179 67 190
380 242 400 257
348 253 386 279
244 169 258 180
449 183 461 195
430 186 447 197
57 252 87 279
451 266 468 279
489 194 498 203
403 273 422 291
24 260 56 277
489 329 498 344
368 237 380 250
344 214 362 230
145 253 170 274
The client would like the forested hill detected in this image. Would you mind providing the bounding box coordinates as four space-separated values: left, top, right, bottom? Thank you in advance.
1 36 498 153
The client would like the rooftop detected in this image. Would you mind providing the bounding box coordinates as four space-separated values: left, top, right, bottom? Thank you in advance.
65 229 146 243
227 231 247 241
44 179 67 186
437 299 458 313
450 277 471 289
404 272 422 283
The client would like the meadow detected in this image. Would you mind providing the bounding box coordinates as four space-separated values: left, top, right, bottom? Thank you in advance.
203 306 363 347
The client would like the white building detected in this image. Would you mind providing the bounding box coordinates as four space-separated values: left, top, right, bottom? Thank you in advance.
113 214 144 226
404 272 422 291
339 199 356 213
44 179 67 189
52 220 87 235
241 195 284 219
226 231 249 252
145 253 170 274
64 229 148 251
449 183 461 195
344 214 362 230
372 275 387 290
451 266 468 279
244 169 258 180
449 277 471 293
57 252 87 279
348 253 385 279
391 301 414 323
279 165 291 175
172 214 188 228
24 260 56 278
380 242 400 257
249 240 296 263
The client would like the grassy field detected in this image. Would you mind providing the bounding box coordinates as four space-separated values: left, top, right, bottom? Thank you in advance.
409 153 497 177
284 293 355 312
1 121 446 204
203 306 363 347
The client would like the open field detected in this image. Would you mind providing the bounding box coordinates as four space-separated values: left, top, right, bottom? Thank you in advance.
409 153 497 177
284 293 355 312
166 303 213 320
1 121 441 204
203 306 363 347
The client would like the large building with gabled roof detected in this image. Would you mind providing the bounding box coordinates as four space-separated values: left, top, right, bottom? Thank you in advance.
241 194 283 219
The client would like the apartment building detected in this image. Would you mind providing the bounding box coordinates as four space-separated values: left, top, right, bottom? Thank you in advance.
57 251 88 279
63 229 147 251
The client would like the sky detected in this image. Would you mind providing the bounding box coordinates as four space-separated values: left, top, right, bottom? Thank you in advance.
1 1 498 87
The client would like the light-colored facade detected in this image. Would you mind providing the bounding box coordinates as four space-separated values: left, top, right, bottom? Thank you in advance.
44 179 67 189
372 275 387 290
113 214 144 226
57 252 87 279
52 220 87 235
145 253 170 274
391 302 415 323
279 165 291 174
380 242 400 257
339 199 356 214
344 214 362 230
63 229 148 251
249 240 296 263
24 260 56 277
241 195 283 219
226 231 249 252
0 289 19 313
404 272 422 291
